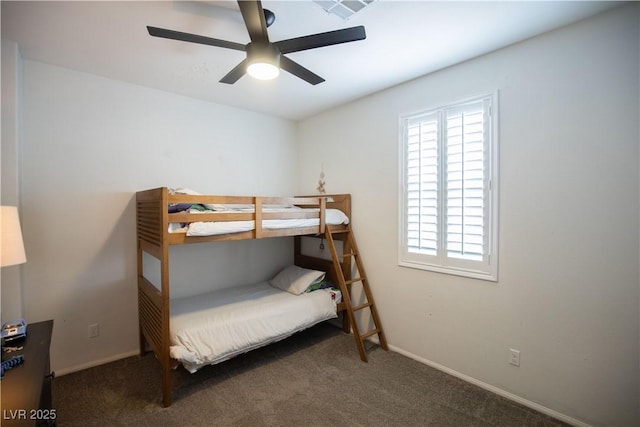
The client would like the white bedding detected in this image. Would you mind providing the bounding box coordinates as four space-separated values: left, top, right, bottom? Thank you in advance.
170 207 350 237
169 282 341 373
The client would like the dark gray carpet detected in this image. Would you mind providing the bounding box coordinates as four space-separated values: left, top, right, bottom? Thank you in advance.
53 323 568 426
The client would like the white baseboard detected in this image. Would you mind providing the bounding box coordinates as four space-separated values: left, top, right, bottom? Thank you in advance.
387 344 590 427
55 349 140 377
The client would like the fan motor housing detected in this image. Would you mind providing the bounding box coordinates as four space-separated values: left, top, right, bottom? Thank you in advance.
247 42 281 67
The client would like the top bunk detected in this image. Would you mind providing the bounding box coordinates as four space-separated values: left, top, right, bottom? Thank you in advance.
136 187 351 248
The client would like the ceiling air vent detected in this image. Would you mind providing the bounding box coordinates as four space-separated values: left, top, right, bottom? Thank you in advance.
313 0 377 20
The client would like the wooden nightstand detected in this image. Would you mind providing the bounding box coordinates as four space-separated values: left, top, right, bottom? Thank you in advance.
1 320 55 426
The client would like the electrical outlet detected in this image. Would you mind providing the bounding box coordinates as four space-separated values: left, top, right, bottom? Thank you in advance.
88 323 99 338
509 348 520 367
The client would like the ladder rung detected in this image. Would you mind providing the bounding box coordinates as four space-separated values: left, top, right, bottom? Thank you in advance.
336 254 358 263
352 302 372 312
329 227 350 234
360 328 381 340
338 251 357 258
345 277 364 286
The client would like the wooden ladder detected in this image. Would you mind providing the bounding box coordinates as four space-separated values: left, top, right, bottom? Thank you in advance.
325 224 388 362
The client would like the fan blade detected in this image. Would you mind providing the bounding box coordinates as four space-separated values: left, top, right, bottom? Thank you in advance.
275 26 366 54
219 59 248 84
280 56 325 85
147 26 246 51
238 0 269 44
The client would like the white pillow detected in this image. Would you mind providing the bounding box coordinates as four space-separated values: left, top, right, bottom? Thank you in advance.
269 265 326 295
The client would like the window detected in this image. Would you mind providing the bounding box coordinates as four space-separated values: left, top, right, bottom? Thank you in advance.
399 94 498 281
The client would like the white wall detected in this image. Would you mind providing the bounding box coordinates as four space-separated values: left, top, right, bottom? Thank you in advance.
297 5 639 427
3 4 638 426
1 40 25 322
16 59 298 373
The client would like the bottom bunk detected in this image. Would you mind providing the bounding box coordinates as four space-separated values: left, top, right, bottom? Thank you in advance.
170 274 342 373
138 260 346 407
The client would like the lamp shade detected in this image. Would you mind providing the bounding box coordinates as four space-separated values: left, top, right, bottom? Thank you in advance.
1 206 26 267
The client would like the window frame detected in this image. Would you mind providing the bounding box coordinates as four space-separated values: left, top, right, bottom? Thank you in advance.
398 92 499 282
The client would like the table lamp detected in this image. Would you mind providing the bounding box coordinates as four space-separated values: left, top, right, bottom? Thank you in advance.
1 206 26 267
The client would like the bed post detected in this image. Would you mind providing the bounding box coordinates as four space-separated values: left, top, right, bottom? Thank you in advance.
136 187 174 407
137 239 145 357
159 187 172 407
328 195 352 333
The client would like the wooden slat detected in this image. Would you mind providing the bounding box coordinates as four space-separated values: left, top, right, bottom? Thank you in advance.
168 194 255 205
138 277 163 356
169 212 254 223
169 209 321 224
263 211 321 220
260 227 320 238
263 196 321 206
140 239 161 260
137 197 162 246
167 231 256 245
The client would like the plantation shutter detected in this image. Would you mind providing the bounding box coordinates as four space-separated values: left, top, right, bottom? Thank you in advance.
400 93 496 281
406 112 439 256
444 101 487 262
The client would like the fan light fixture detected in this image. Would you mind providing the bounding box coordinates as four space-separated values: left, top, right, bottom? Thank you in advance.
146 1 366 85
247 58 280 80
247 63 279 80
246 43 280 80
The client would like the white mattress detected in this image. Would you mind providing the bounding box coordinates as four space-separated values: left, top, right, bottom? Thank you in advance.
169 282 340 373
169 207 349 236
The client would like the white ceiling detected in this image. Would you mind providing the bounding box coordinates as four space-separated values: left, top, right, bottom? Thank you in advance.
2 1 621 121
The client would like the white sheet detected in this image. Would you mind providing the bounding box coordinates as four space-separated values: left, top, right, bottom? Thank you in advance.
169 282 340 373
171 207 349 237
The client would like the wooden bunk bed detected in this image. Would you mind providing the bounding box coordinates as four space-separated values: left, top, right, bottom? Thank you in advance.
136 187 387 407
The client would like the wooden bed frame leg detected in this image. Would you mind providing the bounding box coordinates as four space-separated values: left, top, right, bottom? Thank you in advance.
139 331 146 357
342 311 350 334
162 362 172 407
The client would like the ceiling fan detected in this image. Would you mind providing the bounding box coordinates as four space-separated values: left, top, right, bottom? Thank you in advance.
147 0 366 85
